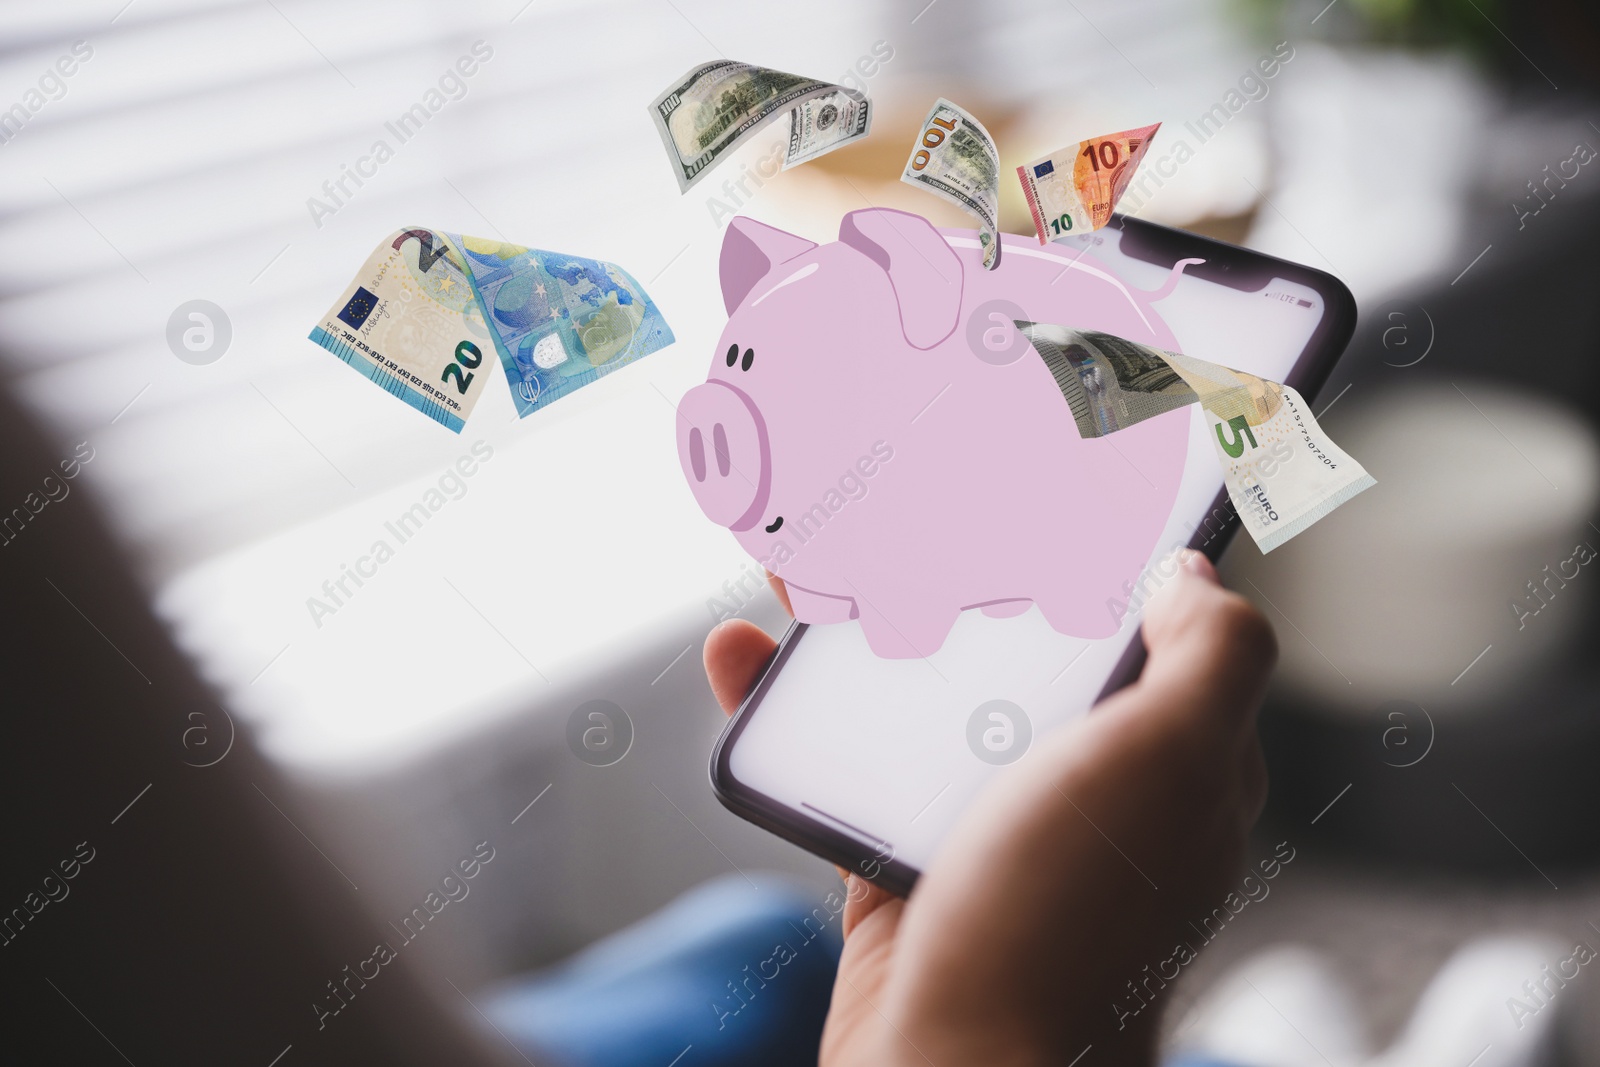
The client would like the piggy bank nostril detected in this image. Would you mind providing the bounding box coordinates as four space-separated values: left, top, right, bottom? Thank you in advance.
712 423 731 476
688 427 707 481
675 379 769 529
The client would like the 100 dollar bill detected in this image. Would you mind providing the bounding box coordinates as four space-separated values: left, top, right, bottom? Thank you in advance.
1017 123 1159 242
901 97 1002 270
1018 323 1375 552
650 60 871 193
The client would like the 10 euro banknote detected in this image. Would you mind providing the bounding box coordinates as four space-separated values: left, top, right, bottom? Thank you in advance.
1017 123 1159 242
309 228 673 430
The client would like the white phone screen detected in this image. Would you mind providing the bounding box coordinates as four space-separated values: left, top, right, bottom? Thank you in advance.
722 226 1334 877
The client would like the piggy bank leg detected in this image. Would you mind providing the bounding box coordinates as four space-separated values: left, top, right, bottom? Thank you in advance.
977 598 1032 619
850 591 960 660
1034 586 1124 641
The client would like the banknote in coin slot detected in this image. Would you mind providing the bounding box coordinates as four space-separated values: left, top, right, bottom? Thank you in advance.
901 98 1002 270
1016 322 1374 552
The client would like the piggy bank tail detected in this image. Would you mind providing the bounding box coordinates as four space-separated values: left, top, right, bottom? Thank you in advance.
1139 257 1206 303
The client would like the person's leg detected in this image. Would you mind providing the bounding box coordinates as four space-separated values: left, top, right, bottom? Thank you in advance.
482 874 841 1067
0 388 515 1065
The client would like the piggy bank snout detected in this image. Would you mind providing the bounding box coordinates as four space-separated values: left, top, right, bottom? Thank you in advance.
677 380 770 530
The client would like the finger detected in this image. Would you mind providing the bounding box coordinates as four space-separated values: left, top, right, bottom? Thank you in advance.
703 619 777 716
765 571 793 617
839 874 900 939
1133 550 1278 737
826 889 905 1058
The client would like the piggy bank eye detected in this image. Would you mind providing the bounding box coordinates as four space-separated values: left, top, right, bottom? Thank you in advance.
725 343 739 368
741 347 754 372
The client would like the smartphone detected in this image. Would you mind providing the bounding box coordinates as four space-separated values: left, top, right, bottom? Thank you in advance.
709 216 1357 896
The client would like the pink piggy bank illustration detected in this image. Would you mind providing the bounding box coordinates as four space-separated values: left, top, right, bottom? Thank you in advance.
676 208 1192 658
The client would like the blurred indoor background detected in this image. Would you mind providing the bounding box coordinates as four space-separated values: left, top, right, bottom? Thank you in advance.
2 0 1599 1060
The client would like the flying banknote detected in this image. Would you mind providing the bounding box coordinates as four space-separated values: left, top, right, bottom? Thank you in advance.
650 60 872 193
1017 123 1160 242
309 228 673 430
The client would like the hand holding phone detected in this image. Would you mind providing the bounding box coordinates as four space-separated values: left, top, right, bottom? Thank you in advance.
705 553 1275 1064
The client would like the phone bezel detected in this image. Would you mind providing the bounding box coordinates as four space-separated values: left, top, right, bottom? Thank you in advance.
707 215 1359 897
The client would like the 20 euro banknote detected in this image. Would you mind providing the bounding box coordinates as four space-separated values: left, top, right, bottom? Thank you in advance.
309 228 495 432
443 233 675 419
309 229 674 430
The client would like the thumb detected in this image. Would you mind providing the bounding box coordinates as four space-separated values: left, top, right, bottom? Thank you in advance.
1132 550 1277 738
838 872 899 939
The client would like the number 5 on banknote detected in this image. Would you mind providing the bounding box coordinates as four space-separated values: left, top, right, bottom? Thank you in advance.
1016 322 1375 553
1215 415 1259 458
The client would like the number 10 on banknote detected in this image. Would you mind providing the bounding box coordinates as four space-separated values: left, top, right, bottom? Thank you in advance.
1017 123 1160 243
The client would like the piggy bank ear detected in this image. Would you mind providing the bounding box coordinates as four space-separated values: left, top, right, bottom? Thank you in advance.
720 217 818 314
839 208 962 350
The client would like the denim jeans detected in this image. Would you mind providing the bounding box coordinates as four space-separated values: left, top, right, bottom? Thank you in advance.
483 875 843 1067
